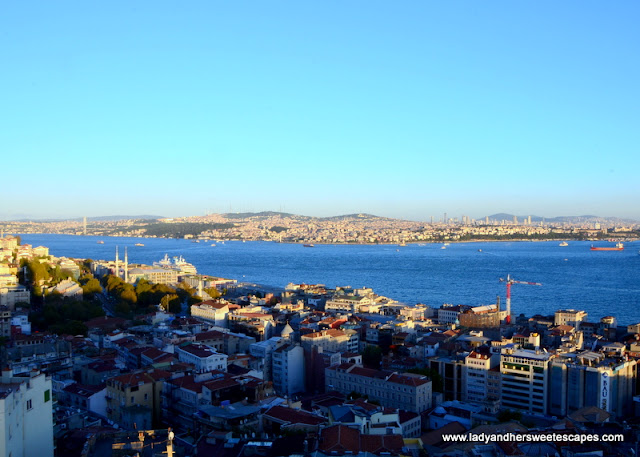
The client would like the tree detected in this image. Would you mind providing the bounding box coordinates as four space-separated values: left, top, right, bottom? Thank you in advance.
81 278 103 298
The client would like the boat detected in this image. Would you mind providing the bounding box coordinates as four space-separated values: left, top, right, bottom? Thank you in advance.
211 243 216 247
134 243 144 246
303 244 315 248
590 242 624 251
478 249 482 252
97 240 104 244
172 255 198 274
559 242 568 247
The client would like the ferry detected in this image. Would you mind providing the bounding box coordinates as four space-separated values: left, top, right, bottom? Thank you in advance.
559 241 568 247
134 243 144 246
590 242 624 251
97 240 104 244
303 244 315 248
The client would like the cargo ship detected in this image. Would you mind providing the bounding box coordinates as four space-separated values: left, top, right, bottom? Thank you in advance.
590 242 624 251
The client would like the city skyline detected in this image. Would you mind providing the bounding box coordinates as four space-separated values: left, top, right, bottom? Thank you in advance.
2 2 639 220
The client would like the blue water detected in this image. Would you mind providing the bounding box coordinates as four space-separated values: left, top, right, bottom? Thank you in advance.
16 234 640 325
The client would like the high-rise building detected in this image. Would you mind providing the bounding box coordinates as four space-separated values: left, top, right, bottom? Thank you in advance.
550 352 636 419
0 369 54 457
500 346 554 415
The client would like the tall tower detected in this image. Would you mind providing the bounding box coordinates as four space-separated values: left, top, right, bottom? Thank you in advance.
124 247 128 283
115 246 119 279
444 212 447 224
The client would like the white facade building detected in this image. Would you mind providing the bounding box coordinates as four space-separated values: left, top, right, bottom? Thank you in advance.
272 343 305 396
0 369 54 457
176 343 228 373
190 300 230 327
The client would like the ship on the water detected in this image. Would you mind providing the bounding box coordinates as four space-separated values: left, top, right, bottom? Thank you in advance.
590 242 624 251
154 254 197 274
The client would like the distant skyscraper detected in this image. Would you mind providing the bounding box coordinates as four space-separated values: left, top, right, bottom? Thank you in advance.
444 212 447 224
513 215 518 225
485 216 489 225
528 215 532 225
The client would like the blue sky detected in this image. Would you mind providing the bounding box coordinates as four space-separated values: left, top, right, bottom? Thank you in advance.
1 2 638 221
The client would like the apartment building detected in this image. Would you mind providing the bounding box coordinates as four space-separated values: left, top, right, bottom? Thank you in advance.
301 328 359 353
325 363 432 413
500 346 554 415
325 295 373 314
554 309 588 329
106 369 171 429
0 369 54 457
190 300 230 327
463 346 500 405
272 343 305 397
175 343 228 373
550 351 637 418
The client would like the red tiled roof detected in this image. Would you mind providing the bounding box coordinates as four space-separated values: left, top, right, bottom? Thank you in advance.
263 405 326 426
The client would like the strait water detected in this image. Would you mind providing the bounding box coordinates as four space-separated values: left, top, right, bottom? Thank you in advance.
16 234 640 325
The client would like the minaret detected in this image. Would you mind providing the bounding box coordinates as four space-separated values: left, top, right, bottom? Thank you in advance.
124 247 128 283
115 246 119 278
198 278 203 298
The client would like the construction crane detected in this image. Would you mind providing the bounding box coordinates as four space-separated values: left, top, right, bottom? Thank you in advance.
499 274 542 324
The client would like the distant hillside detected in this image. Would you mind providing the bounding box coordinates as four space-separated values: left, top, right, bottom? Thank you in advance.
222 211 307 220
86 215 163 222
486 214 635 224
319 213 393 222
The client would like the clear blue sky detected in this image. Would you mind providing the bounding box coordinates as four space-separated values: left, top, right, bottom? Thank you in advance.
1 2 638 221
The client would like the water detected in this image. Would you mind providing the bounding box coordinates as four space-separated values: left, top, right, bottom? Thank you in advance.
16 234 640 324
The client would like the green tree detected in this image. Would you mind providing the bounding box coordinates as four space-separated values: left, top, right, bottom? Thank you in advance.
81 278 103 298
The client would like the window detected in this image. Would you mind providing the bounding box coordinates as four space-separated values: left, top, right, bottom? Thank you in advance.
26 399 33 410
44 389 51 403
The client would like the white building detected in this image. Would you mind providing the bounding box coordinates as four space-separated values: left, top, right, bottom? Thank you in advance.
0 285 30 310
190 300 230 327
52 278 83 299
325 295 373 314
0 369 54 457
301 329 359 353
272 343 305 396
500 346 554 415
463 347 500 406
249 337 285 381
176 343 228 373
554 309 588 329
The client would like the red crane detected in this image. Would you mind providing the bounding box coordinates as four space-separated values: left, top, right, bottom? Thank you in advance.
499 274 542 324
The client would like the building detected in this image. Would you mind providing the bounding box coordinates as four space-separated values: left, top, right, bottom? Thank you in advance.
325 295 373 314
0 284 30 310
175 343 228 373
550 351 637 419
554 309 587 330
500 346 554 415
325 363 432 413
190 300 230 327
0 368 54 457
51 278 83 299
106 369 171 429
249 337 285 381
463 346 500 406
428 355 465 402
272 343 305 396
301 328 359 353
